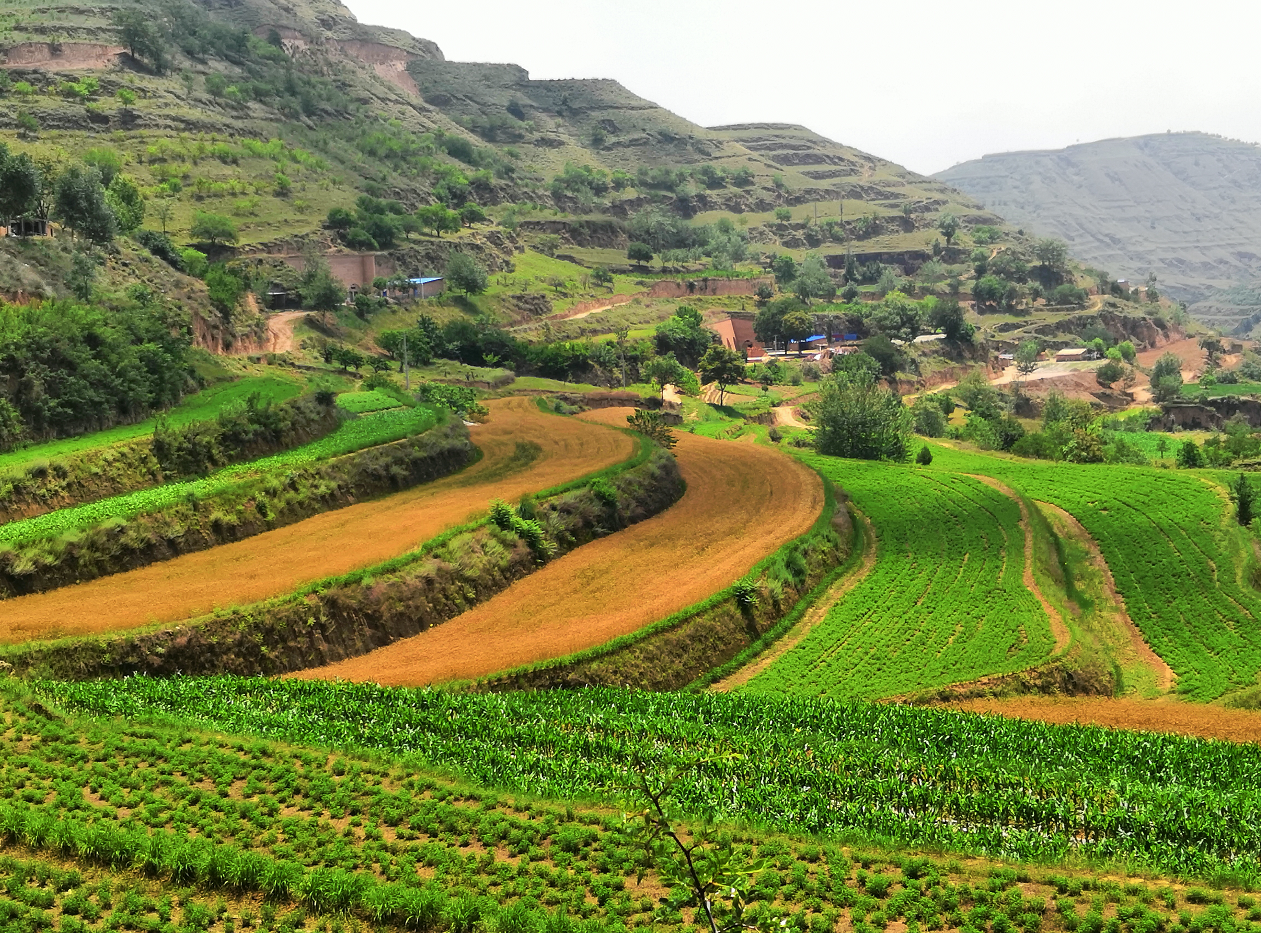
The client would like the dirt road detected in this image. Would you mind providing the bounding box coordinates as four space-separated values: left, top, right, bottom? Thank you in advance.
295 409 824 687
265 311 307 353
0 399 634 644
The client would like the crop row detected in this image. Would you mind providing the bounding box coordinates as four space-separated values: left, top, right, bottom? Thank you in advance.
747 459 1054 698
336 389 405 414
45 677 1261 880
0 405 437 546
925 445 1261 700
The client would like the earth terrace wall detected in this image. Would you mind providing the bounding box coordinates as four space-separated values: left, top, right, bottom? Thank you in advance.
0 396 342 525
1 434 683 680
472 478 858 693
0 419 473 599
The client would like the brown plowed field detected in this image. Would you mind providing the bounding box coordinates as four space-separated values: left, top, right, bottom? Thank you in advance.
294 409 824 687
941 696 1261 744
0 399 633 644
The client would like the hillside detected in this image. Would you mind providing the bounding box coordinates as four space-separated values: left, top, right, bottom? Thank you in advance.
936 132 1261 331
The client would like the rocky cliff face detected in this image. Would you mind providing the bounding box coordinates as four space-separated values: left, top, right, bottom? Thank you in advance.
937 132 1261 327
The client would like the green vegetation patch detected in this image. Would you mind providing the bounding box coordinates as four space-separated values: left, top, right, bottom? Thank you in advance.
335 389 403 414
44 677 1261 881
747 459 1055 699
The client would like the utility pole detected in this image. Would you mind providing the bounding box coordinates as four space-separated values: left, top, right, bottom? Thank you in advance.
403 334 410 391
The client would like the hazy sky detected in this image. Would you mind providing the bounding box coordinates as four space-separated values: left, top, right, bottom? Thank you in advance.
345 0 1260 176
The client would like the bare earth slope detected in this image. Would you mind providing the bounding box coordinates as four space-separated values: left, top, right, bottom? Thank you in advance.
296 409 823 687
0 399 632 644
937 132 1261 326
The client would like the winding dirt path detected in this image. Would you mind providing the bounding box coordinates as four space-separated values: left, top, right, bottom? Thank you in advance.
965 475 1070 654
265 311 308 353
294 408 824 687
0 399 633 644
711 507 876 692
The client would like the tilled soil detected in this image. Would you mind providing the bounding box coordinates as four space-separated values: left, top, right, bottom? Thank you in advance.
294 409 824 687
939 696 1261 743
0 399 634 643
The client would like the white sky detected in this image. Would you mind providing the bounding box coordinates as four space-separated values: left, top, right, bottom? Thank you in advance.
344 0 1261 176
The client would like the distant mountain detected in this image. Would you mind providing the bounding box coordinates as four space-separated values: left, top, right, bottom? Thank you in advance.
936 132 1261 332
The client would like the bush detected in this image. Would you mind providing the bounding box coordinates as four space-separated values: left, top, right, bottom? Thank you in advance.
135 229 181 267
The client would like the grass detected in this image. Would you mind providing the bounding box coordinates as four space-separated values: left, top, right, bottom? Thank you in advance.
0 375 304 474
1183 382 1261 397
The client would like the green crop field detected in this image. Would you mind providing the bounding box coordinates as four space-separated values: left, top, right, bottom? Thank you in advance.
923 445 1261 701
0 406 436 545
0 376 304 475
745 459 1055 699
43 678 1261 880
335 389 404 414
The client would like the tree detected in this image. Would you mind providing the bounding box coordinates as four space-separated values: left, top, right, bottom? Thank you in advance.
780 310 813 355
1096 358 1124 387
654 305 713 368
698 345 745 406
205 264 244 318
112 9 166 72
459 203 486 227
1015 340 1040 375
415 204 460 237
627 242 653 266
1117 340 1137 363
793 253 836 303
928 299 973 342
770 254 798 286
115 87 136 108
1156 436 1169 459
1177 439 1204 469
0 145 41 228
190 211 238 246
54 165 116 243
445 252 488 295
1234 472 1255 527
810 371 912 462
938 212 959 246
973 275 1007 309
592 265 614 290
916 444 933 465
300 253 345 325
626 409 677 449
67 250 98 301
1032 238 1069 288
105 175 144 234
1200 335 1225 366
1150 351 1184 402
645 353 687 400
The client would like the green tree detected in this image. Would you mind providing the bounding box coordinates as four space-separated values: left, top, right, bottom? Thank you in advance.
1177 439 1204 469
105 174 144 234
1097 359 1124 387
627 241 653 266
592 265 614 290
416 204 460 237
1032 238 1069 287
115 87 136 108
300 253 345 325
793 253 836 303
0 144 41 228
771 253 798 286
1156 436 1169 459
654 305 713 368
973 275 1007 309
1015 340 1040 375
1117 340 1137 363
445 252 488 295
459 203 487 227
928 298 973 341
67 250 98 301
937 212 959 246
698 345 745 406
190 211 238 246
916 444 933 465
626 409 677 449
1235 473 1255 526
204 264 244 318
1150 351 1184 402
112 9 166 72
780 310 813 355
810 370 912 461
645 353 687 401
54 165 116 243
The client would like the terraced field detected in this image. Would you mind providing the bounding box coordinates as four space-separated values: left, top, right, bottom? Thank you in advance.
925 445 1261 701
296 408 823 686
0 399 634 644
742 458 1056 699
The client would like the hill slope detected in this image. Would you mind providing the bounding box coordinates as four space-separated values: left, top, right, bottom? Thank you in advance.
936 132 1261 329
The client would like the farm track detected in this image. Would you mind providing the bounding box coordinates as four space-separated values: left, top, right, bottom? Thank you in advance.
0 399 634 644
294 408 824 687
943 695 1261 744
710 507 876 692
965 475 1070 654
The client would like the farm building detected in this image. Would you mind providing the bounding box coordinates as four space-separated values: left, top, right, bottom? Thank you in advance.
407 276 444 298
1055 348 1093 362
705 313 765 359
